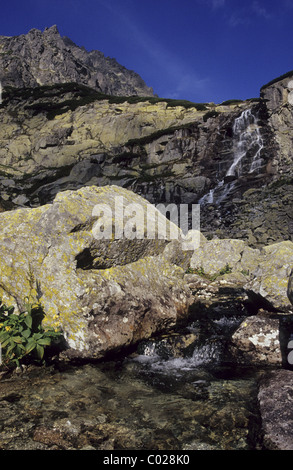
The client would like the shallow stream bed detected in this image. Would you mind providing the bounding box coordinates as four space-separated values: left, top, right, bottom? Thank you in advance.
0 312 270 451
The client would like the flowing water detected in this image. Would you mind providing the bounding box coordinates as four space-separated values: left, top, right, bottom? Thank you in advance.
0 309 266 451
199 108 264 205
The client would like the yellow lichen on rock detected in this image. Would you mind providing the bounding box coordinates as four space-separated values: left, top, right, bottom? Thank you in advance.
0 185 192 358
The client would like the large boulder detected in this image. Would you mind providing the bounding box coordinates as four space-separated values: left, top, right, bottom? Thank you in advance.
0 185 196 359
258 369 293 450
190 238 255 275
229 315 282 366
245 241 293 313
190 238 293 313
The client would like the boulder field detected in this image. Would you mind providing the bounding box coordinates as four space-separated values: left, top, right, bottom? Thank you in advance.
0 184 293 450
0 184 291 365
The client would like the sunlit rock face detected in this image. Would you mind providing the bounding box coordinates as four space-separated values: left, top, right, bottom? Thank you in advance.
0 25 154 96
0 185 194 360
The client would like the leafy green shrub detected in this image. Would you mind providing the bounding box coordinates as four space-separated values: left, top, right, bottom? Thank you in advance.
220 99 244 106
0 298 62 368
186 263 232 281
125 122 198 147
112 152 140 164
203 111 220 122
2 82 209 117
260 70 293 91
186 266 206 276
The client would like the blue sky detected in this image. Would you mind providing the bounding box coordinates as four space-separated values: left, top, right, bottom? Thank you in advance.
0 0 293 103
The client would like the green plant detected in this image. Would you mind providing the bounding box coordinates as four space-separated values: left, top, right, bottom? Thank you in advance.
260 70 293 91
112 152 140 164
220 99 244 106
219 263 233 276
125 122 198 147
241 269 250 277
0 297 62 368
186 263 232 281
185 266 206 276
203 110 220 122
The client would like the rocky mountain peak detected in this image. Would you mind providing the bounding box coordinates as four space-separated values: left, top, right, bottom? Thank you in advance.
0 26 154 97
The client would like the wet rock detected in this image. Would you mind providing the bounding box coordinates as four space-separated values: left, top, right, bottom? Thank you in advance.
137 330 199 360
258 369 293 450
229 315 282 366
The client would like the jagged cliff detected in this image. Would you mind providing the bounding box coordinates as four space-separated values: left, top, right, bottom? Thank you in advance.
0 27 292 247
0 25 154 96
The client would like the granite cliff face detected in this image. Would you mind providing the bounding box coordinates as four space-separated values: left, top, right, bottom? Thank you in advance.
0 25 154 96
0 74 292 246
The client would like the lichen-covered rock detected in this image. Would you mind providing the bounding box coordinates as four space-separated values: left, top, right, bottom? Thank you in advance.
190 238 247 275
0 185 194 359
261 73 293 174
190 238 293 313
245 241 293 313
229 316 282 366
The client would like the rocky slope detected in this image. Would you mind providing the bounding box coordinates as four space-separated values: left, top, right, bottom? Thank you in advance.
0 25 154 96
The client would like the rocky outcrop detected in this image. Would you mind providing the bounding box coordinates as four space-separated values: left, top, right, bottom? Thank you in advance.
244 241 293 313
190 238 293 313
1 180 290 364
189 238 293 367
0 26 154 97
0 185 194 360
0 82 208 207
261 73 293 175
229 316 283 367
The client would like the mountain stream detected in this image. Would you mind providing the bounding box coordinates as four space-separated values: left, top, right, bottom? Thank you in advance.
0 306 267 451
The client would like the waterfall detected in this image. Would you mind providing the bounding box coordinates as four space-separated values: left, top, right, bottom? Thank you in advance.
199 108 264 205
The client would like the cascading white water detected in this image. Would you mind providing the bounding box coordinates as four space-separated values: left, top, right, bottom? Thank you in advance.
199 108 264 205
229 108 264 176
